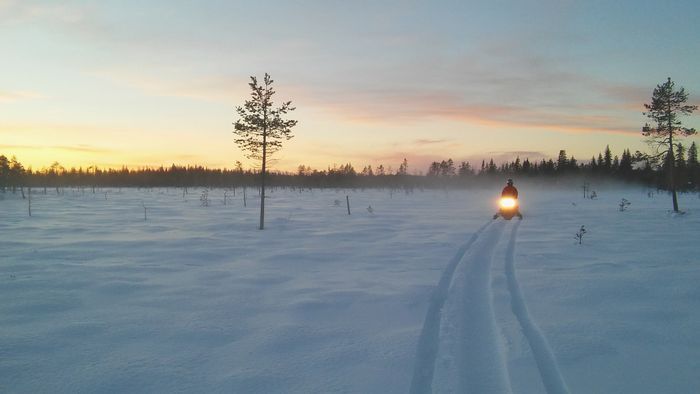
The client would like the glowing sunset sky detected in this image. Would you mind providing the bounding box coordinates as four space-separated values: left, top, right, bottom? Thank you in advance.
1 0 698 172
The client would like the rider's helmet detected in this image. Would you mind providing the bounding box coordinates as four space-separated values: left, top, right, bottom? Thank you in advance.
507 178 513 186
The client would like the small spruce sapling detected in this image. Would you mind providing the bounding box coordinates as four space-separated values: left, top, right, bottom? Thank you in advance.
619 198 631 211
575 225 586 244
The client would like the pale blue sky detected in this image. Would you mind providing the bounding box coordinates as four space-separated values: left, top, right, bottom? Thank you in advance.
1 0 698 171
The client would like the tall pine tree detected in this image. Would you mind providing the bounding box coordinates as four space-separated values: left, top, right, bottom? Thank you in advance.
642 77 697 211
234 73 297 229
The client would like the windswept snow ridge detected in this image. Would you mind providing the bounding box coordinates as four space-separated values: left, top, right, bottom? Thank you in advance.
505 221 570 394
432 220 511 394
409 220 493 394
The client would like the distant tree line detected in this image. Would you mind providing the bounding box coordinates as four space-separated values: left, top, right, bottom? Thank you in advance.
423 143 699 190
1 143 698 195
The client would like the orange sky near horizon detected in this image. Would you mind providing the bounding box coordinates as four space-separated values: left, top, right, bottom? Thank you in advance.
0 116 653 174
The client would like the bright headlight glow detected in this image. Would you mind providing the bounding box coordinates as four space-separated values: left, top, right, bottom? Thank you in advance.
499 197 517 209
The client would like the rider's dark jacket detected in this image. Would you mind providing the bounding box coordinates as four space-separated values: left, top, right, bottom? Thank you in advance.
501 185 518 199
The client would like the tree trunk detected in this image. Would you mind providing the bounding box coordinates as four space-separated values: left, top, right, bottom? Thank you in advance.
668 115 679 212
260 123 267 230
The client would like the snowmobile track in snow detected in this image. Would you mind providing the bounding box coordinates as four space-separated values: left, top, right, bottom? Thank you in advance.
409 220 494 394
411 219 569 394
430 220 510 393
505 221 570 394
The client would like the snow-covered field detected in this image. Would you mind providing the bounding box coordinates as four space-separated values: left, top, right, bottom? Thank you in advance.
2 184 699 393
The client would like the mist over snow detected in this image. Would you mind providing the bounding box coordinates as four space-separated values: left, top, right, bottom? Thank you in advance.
2 184 700 393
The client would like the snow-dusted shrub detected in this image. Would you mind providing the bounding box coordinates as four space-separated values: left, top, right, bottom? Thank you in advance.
619 198 631 211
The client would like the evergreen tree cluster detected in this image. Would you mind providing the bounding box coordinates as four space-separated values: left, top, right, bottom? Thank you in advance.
423 144 698 190
0 155 26 193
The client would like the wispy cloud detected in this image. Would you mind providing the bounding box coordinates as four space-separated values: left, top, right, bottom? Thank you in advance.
413 139 449 146
0 143 112 154
90 69 249 102
51 145 113 154
299 84 639 135
0 1 87 24
0 143 37 150
0 90 44 102
281 31 655 136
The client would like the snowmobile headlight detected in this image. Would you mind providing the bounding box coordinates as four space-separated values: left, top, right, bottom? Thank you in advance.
499 197 517 209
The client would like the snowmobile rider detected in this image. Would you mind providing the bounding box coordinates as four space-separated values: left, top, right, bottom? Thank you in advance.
495 178 523 219
501 179 518 199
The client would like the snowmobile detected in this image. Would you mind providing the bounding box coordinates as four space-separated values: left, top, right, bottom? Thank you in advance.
493 197 523 220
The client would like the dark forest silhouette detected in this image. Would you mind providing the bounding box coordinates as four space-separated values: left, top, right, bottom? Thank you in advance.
1 143 698 194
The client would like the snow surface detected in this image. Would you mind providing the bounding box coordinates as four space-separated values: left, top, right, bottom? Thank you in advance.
1 185 700 393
